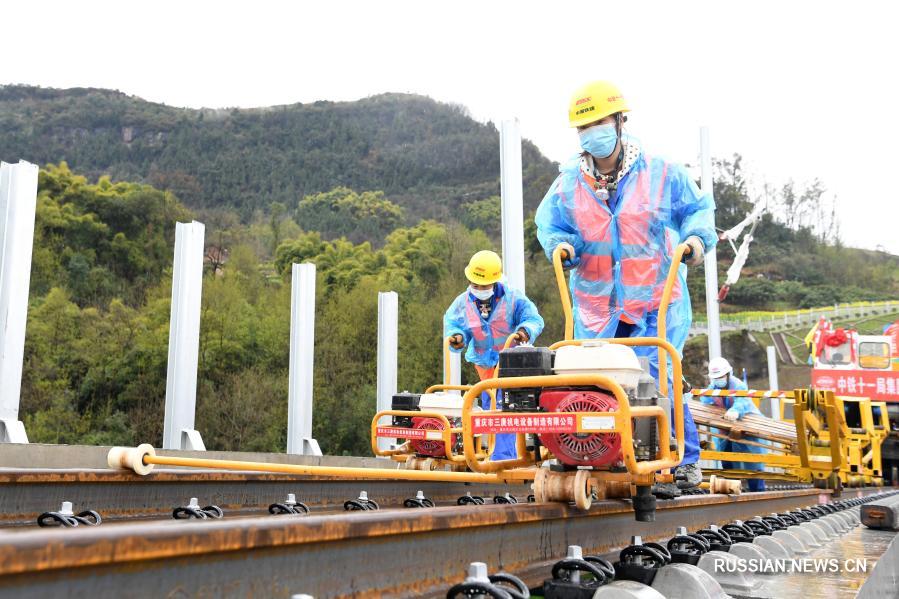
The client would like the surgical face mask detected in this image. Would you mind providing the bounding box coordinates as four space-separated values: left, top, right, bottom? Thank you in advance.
578 123 618 158
469 285 494 301
711 376 729 389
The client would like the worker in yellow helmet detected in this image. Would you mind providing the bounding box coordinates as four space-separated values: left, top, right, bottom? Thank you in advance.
443 250 544 459
535 81 717 497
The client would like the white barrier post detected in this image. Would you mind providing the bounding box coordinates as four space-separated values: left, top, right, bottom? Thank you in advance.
0 161 39 443
447 352 462 395
163 222 206 450
500 119 526 292
700 127 721 360
376 291 398 453
767 345 780 418
287 263 321 456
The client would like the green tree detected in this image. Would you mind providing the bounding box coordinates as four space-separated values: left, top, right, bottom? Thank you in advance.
295 187 404 244
460 196 501 237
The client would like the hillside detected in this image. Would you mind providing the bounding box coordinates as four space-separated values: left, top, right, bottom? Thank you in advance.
683 157 899 313
0 85 558 221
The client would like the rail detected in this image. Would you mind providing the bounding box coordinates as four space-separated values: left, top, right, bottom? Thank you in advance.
0 488 845 598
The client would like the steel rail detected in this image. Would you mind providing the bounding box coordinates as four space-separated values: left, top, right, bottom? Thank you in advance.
0 468 529 525
0 488 863 599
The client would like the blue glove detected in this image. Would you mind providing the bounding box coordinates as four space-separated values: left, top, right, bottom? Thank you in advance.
558 243 580 270
562 256 581 269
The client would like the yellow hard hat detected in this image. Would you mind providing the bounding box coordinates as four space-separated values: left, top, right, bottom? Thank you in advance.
568 80 630 128
465 250 503 285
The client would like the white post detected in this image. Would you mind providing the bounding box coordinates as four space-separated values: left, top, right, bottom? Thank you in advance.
376 291 398 453
500 119 526 292
447 352 462 395
163 221 206 450
700 127 721 360
767 345 780 418
0 161 39 444
287 263 321 456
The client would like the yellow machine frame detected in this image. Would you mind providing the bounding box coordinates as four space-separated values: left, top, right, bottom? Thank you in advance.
370 335 511 470
829 396 884 486
448 244 692 508
696 388 846 487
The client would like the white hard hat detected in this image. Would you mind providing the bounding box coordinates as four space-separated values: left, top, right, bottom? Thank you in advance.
708 357 733 379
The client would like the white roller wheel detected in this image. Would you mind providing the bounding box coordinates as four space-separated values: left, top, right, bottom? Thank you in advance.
107 444 156 475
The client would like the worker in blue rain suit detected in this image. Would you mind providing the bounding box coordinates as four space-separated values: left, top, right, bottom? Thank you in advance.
535 81 716 498
701 357 767 492
444 250 545 460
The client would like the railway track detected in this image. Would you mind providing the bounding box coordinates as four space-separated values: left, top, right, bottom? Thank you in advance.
0 468 528 526
0 484 882 598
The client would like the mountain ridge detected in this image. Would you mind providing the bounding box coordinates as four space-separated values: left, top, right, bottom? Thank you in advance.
0 84 558 221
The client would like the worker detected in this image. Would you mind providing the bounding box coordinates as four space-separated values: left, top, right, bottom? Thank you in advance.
444 250 545 460
535 80 717 498
701 357 767 492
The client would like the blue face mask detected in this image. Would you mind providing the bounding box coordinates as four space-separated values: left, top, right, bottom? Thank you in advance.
711 377 729 389
578 123 618 158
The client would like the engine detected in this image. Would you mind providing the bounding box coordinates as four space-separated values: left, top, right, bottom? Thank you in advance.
409 416 457 457
497 343 665 468
390 392 464 458
538 389 622 467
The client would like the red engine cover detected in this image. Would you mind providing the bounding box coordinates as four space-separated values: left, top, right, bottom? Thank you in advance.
538 389 622 467
410 416 455 458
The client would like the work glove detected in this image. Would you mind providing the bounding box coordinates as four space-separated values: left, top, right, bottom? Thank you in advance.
682 236 705 266
557 242 580 270
723 408 739 422
449 334 465 350
514 328 530 343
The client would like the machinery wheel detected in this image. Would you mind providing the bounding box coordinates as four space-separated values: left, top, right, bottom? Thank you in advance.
708 475 741 495
405 456 439 471
533 468 551 503
532 469 593 509
574 470 592 510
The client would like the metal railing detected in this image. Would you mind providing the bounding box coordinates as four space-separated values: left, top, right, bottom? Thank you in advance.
691 300 899 335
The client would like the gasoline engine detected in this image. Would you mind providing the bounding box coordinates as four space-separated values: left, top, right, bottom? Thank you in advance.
390 392 465 458
497 342 668 469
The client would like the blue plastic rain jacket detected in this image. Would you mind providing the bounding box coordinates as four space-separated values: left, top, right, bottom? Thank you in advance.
443 282 545 460
443 283 544 369
535 138 716 465
700 375 767 491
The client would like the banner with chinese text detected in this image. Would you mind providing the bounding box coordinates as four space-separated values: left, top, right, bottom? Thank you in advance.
812 369 899 402
471 413 579 434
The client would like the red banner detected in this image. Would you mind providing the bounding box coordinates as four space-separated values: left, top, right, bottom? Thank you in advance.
471 413 578 434
812 369 899 402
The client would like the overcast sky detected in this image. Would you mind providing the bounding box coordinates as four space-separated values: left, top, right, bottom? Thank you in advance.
3 0 897 253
